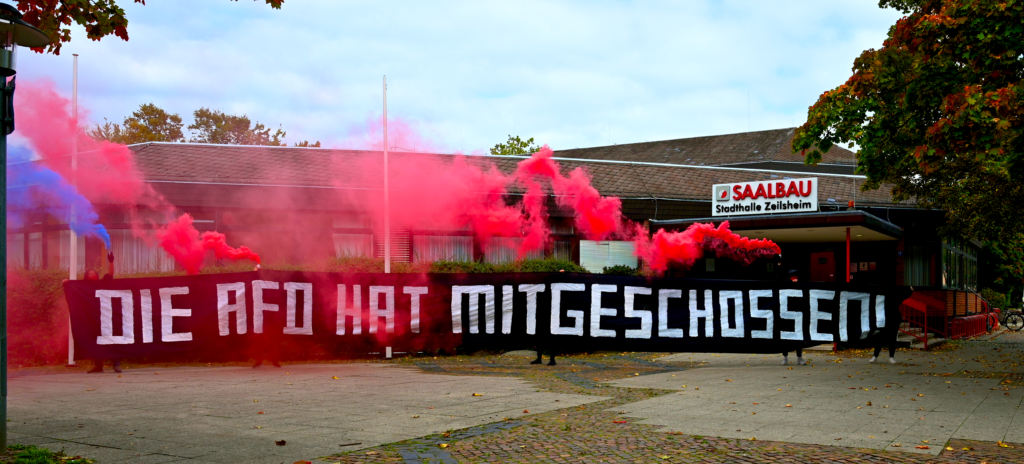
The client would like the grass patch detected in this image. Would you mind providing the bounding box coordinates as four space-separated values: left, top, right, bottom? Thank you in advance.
5 445 92 464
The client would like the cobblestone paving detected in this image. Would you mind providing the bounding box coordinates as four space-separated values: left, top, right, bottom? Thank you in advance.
320 352 1024 464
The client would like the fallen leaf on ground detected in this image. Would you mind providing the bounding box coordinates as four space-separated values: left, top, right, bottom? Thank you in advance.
332 376 338 379
613 420 628 424
365 450 378 455
258 412 264 414
438 443 449 449
472 393 482 396
254 399 258 402
916 445 930 449
785 404 792 407
293 461 312 464
962 446 974 450
523 410 529 413
411 415 419 418
254 426 262 429
945 446 954 451
997 441 1012 448
726 379 733 382
275 440 286 446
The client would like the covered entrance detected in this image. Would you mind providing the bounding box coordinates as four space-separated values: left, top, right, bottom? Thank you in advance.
650 210 904 283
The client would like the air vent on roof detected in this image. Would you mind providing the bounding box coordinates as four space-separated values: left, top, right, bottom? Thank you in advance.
770 175 777 178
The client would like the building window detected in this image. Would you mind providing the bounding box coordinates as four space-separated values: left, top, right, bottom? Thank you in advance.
7 233 24 269
412 235 473 262
553 240 573 261
904 244 930 286
109 229 177 274
484 237 543 264
941 238 978 291
333 234 374 258
579 240 638 273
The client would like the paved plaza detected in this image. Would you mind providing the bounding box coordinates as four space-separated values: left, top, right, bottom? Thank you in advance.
8 333 1024 463
9 363 603 463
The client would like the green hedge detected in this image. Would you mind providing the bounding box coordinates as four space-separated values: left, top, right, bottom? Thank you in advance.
429 258 587 274
602 264 640 276
980 288 1008 310
8 268 70 367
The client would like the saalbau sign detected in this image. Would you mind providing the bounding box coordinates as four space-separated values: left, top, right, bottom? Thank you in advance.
713 177 818 217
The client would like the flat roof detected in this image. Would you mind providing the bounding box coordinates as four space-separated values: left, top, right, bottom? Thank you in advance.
650 210 903 243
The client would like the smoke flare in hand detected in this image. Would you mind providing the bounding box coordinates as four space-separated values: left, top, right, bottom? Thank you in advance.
157 214 261 275
7 145 111 247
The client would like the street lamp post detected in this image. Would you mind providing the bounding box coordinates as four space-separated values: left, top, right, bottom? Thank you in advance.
0 2 51 451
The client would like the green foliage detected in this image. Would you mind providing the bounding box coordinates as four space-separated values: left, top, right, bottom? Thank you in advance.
88 103 185 145
7 444 93 464
294 140 322 147
17 0 282 56
602 264 640 276
983 232 1024 289
89 104 289 147
516 259 587 273
429 260 500 274
980 288 1007 310
793 0 1024 243
429 258 588 274
188 107 286 146
490 135 540 156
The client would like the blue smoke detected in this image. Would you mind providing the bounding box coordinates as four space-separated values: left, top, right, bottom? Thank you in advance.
7 144 111 248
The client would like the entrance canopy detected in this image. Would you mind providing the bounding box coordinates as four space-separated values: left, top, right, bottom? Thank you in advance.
650 210 902 243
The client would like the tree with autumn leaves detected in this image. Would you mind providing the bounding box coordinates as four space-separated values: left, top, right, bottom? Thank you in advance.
794 0 1024 291
13 0 282 55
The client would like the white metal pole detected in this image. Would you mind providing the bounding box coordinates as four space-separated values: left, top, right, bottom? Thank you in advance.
383 76 390 274
67 54 78 366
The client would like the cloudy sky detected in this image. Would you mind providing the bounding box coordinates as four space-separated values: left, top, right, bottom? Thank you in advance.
18 0 902 153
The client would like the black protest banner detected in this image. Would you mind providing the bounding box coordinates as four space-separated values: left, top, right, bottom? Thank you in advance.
64 270 912 360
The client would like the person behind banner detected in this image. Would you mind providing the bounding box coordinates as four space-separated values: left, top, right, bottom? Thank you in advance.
531 346 556 366
869 315 901 364
86 252 121 374
781 269 805 366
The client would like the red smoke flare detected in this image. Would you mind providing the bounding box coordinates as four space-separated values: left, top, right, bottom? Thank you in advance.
516 147 623 240
634 221 781 273
158 214 260 275
15 79 161 209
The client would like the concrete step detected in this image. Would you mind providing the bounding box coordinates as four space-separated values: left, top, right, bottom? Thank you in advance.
910 338 946 350
896 331 947 350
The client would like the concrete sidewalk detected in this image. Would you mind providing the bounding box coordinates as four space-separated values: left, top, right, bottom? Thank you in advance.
9 363 605 463
607 345 1024 455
